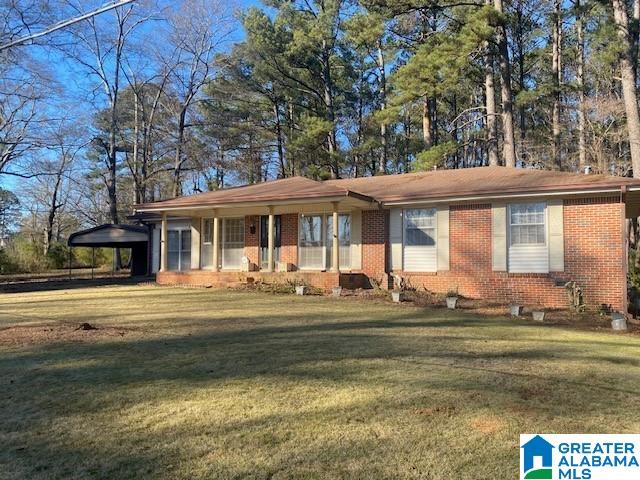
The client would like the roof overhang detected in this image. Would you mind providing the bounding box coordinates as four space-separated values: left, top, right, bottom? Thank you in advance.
68 224 149 247
134 192 378 215
381 187 628 207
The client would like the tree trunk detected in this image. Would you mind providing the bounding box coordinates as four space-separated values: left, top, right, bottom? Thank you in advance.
484 36 499 166
321 39 339 178
173 103 188 197
422 96 433 148
494 0 517 168
551 0 562 169
612 0 640 177
377 41 387 174
576 0 587 172
273 102 286 178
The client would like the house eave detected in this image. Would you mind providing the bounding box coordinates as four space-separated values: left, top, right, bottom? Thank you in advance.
380 187 625 207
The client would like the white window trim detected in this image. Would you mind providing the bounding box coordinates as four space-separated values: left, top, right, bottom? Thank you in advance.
402 207 437 273
507 202 550 273
221 217 244 271
167 227 191 272
297 212 352 271
202 218 213 245
508 202 548 247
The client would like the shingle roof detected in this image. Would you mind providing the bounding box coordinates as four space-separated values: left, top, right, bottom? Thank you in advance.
135 176 373 210
326 166 640 202
135 166 640 211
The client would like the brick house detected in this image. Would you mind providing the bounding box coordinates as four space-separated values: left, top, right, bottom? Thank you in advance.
134 166 640 312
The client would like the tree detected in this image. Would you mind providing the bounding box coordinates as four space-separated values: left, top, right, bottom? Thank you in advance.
161 0 235 196
611 0 640 177
494 0 517 167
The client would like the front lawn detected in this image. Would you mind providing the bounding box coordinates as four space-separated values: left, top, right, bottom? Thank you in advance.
0 285 638 479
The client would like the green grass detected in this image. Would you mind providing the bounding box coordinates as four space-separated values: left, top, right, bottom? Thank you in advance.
0 284 639 479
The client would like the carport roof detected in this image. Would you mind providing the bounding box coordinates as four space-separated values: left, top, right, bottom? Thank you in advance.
68 224 149 248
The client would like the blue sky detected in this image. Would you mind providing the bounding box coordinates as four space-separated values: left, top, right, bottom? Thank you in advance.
2 0 264 197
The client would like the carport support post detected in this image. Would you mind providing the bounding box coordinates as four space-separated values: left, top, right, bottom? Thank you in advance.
332 202 340 273
160 212 168 272
92 248 95 280
267 206 275 272
213 212 220 272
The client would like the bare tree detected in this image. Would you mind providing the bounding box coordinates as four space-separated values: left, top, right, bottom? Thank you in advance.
0 1 53 177
161 0 235 197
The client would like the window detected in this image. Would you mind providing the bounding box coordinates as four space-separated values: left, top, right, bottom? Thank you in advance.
405 208 436 246
509 203 545 246
202 218 213 244
222 218 244 269
167 229 191 271
508 202 549 273
260 215 281 269
403 208 437 272
326 214 351 269
299 215 324 269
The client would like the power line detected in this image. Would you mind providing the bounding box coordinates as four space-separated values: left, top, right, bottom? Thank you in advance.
0 0 137 52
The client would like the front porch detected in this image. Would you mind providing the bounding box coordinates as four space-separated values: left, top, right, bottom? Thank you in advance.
136 178 379 291
156 270 369 291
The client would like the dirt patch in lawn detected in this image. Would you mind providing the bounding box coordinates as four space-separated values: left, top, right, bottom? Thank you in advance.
414 405 457 417
0 323 139 346
469 415 507 434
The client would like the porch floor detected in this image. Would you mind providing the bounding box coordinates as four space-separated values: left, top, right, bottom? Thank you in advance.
156 270 370 290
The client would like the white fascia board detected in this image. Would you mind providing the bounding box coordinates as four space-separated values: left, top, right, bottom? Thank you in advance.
381 188 623 207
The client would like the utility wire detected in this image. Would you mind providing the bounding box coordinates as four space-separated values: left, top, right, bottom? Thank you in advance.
0 0 137 52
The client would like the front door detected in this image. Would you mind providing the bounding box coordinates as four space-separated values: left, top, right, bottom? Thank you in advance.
260 215 281 269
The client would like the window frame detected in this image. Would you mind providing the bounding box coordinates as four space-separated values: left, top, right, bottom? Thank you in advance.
403 208 437 248
508 202 548 247
221 217 245 270
202 218 213 245
297 213 352 270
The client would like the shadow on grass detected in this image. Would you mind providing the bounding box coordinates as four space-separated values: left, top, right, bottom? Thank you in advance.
2 288 640 479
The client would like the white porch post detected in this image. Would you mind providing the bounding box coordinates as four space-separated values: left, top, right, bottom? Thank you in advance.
160 212 168 272
267 206 275 272
213 212 220 272
332 202 340 272
190 217 201 270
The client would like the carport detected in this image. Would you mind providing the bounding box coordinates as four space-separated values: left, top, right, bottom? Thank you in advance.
67 224 150 276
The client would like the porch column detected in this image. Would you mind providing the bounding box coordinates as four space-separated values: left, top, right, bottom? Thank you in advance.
267 206 275 272
160 212 168 272
332 202 340 272
213 212 220 272
190 217 201 270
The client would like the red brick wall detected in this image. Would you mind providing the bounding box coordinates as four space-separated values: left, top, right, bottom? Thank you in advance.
362 209 387 282
281 213 298 267
157 270 345 290
360 199 626 311
563 197 625 311
244 215 260 267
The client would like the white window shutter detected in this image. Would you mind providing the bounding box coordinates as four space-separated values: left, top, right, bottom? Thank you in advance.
492 203 507 271
350 210 362 270
547 199 564 271
436 206 450 271
389 208 403 271
190 217 201 270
